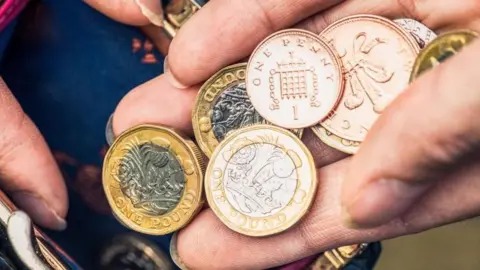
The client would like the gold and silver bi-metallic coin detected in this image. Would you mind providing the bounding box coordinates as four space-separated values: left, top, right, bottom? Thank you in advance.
103 125 204 235
205 125 317 237
410 29 478 82
247 29 344 129
193 63 263 157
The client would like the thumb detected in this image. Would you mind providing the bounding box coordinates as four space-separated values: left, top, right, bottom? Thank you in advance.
0 78 68 230
84 0 163 26
342 33 480 228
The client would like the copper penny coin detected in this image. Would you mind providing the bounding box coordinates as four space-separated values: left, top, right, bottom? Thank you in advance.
246 29 344 129
318 15 420 142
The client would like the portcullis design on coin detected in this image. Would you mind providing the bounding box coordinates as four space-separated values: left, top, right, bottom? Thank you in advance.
193 63 264 157
103 125 204 235
205 125 317 236
246 29 344 129
317 15 420 149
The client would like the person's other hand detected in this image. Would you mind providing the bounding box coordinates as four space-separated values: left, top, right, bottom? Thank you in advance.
0 78 67 230
102 0 480 269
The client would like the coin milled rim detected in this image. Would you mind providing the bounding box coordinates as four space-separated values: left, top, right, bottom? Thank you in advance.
192 63 248 158
103 124 204 235
409 29 479 82
205 124 317 237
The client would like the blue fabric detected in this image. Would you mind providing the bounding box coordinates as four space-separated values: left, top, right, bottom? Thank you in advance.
0 1 165 269
0 1 380 269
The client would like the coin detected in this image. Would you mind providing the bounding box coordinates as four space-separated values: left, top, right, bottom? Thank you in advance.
309 244 368 270
311 125 360 154
318 15 420 144
103 125 204 235
99 234 174 270
395 18 437 48
205 125 317 236
410 29 478 82
105 114 115 146
246 29 344 129
193 63 263 157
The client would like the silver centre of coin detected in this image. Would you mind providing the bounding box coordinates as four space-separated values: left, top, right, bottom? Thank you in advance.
211 82 263 142
223 143 297 218
395 18 437 48
117 143 186 215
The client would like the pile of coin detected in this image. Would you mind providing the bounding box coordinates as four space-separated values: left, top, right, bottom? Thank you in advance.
103 12 477 247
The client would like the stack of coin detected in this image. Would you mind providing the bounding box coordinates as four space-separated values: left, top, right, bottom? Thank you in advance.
103 11 478 268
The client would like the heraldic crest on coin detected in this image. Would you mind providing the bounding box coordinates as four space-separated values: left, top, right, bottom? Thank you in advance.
115 140 186 216
221 135 303 217
211 83 262 141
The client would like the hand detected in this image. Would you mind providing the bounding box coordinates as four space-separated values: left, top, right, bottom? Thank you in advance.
0 78 67 230
105 0 480 268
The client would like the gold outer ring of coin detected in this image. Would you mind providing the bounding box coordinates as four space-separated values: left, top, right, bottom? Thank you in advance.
192 63 250 157
410 29 478 82
205 124 317 237
103 124 204 235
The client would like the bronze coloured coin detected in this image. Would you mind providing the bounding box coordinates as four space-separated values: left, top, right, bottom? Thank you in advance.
410 29 478 82
246 29 344 129
192 63 263 157
394 18 437 49
317 15 420 147
103 125 204 235
205 125 317 237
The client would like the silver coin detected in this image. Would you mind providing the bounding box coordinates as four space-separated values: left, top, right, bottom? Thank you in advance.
395 18 437 48
105 114 115 146
118 143 186 215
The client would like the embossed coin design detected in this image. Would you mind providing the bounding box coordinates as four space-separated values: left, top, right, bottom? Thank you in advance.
395 18 437 48
318 15 420 145
193 63 263 157
311 125 360 154
410 30 478 82
205 125 317 236
103 125 204 235
246 29 344 129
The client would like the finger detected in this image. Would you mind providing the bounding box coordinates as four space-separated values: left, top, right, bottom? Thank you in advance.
342 37 480 228
166 0 344 88
0 79 67 230
84 0 163 26
112 74 198 136
174 157 480 269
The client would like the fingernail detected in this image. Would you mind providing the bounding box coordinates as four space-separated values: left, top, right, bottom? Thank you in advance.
342 179 429 229
164 56 189 89
105 113 115 146
170 232 190 270
11 192 67 231
134 0 164 27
